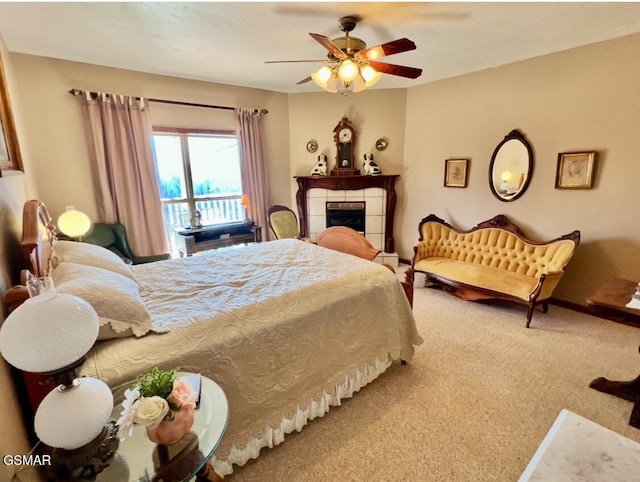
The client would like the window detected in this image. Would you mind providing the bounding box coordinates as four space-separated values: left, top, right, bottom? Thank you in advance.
151 130 245 254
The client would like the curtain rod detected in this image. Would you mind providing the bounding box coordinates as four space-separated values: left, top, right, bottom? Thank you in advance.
67 89 268 115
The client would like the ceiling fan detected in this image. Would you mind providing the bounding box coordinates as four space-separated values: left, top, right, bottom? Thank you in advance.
265 16 422 93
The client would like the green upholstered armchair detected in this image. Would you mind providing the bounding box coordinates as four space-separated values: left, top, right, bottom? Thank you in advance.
82 223 171 265
268 205 302 240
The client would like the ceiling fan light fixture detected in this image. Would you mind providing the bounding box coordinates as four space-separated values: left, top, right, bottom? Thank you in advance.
351 75 367 93
325 75 339 93
361 65 382 87
312 65 332 84
312 67 338 93
365 46 384 60
337 59 359 83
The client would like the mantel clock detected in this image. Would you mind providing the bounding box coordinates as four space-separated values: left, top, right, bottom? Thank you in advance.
332 116 360 176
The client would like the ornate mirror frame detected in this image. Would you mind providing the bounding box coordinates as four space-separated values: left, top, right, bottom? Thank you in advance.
488 129 534 202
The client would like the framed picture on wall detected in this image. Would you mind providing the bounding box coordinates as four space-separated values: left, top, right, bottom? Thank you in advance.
555 151 596 189
444 158 469 188
0 50 23 177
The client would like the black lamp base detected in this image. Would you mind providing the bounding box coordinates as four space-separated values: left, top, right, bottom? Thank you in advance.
41 421 119 481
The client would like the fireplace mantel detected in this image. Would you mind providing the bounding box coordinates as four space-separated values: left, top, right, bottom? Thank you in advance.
294 175 399 252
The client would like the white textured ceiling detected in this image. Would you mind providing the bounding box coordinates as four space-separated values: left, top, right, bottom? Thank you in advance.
1 2 640 93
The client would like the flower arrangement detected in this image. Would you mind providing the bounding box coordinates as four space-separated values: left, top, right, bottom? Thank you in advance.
116 367 197 440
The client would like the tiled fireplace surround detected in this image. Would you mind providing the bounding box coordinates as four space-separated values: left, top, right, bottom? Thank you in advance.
294 175 399 267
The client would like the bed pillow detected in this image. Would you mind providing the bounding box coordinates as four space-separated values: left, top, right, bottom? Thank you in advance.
51 240 137 283
51 262 152 340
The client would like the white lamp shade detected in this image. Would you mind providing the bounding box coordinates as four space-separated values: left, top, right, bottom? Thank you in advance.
35 377 113 449
58 206 91 238
0 293 99 373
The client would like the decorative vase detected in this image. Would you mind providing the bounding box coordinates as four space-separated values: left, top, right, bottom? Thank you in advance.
146 404 195 445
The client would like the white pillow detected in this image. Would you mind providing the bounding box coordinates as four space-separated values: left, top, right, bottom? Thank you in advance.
51 240 137 283
52 262 152 340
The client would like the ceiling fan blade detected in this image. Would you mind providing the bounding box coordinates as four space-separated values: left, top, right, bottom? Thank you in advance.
368 60 423 79
356 38 416 61
309 33 347 60
265 60 329 64
297 76 313 85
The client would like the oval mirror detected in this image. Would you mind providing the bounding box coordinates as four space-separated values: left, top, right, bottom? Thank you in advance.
489 129 534 202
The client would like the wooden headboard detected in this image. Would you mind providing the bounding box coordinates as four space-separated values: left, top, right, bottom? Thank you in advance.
4 200 57 311
20 199 56 280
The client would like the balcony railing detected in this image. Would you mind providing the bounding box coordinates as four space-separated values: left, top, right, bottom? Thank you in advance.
162 196 245 255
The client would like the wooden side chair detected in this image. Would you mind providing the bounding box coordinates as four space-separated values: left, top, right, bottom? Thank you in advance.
268 205 302 240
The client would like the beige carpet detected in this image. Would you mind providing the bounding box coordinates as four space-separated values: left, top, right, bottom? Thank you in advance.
227 270 640 481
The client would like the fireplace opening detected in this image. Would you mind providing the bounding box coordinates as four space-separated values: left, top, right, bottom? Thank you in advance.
326 202 365 233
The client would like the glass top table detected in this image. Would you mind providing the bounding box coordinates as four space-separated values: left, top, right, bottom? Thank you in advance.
16 374 228 482
106 373 228 481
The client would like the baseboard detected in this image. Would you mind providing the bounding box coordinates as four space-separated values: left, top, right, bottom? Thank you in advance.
550 297 640 328
399 257 412 266
549 297 590 313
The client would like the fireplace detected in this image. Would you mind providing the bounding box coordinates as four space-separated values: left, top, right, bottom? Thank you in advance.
294 175 399 253
326 202 366 233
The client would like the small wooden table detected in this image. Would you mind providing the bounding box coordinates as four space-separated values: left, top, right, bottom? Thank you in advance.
587 278 640 429
587 278 640 319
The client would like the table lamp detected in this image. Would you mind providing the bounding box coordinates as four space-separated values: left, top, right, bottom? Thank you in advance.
500 171 512 193
58 206 92 241
0 277 118 479
241 195 251 221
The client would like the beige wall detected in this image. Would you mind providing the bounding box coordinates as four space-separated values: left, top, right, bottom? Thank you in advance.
401 33 640 304
288 89 407 178
8 54 291 223
0 37 37 480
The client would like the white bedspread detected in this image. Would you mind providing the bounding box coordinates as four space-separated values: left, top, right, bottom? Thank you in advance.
80 239 422 475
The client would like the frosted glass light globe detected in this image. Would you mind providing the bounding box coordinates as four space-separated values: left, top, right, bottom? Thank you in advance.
0 292 99 373
34 378 113 449
58 206 91 238
311 66 338 93
338 59 359 82
361 65 382 87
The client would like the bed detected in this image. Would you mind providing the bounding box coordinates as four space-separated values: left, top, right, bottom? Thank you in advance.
15 200 423 477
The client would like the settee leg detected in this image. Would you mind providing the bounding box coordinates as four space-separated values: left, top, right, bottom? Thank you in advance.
526 304 535 328
542 302 549 313
401 359 407 365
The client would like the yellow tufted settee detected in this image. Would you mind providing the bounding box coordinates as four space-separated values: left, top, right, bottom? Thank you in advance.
412 214 580 327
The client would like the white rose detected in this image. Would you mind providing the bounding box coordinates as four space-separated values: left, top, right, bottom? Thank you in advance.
134 396 169 429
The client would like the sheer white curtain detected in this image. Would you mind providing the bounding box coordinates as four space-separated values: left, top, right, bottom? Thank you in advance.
78 91 168 256
235 108 270 239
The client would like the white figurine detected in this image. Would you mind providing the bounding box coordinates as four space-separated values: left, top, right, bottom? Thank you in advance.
311 154 328 176
363 154 381 176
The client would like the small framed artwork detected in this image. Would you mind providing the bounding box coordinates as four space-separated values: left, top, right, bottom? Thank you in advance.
444 158 469 188
555 151 596 189
0 51 23 176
